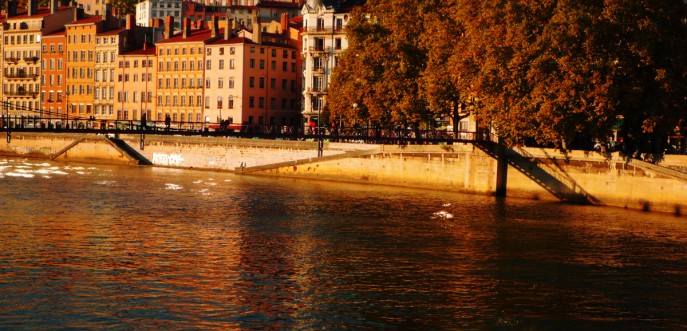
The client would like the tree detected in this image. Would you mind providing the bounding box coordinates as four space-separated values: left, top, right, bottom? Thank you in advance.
453 0 687 147
327 0 429 129
109 0 136 16
329 0 687 147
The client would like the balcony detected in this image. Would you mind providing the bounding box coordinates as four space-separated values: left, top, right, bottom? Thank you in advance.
313 66 325 75
4 73 39 80
24 56 39 63
308 46 330 54
303 26 344 35
6 91 38 98
4 57 19 64
305 87 327 95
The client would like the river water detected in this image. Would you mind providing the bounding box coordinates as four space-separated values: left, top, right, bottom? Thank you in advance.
0 157 686 330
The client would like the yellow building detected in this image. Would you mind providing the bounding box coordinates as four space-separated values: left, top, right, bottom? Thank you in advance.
64 16 101 125
155 16 211 127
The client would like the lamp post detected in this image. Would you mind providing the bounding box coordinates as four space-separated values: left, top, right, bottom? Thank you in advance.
65 89 70 129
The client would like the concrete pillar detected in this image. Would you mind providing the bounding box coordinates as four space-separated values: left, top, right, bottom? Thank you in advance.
495 140 508 197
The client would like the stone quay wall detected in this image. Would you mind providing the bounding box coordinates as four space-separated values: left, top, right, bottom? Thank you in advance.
2 132 687 215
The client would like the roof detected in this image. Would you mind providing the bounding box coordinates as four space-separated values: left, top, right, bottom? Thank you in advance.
98 27 126 36
42 27 66 37
66 16 102 25
7 7 71 20
156 28 213 44
206 35 250 46
121 44 157 56
256 1 299 9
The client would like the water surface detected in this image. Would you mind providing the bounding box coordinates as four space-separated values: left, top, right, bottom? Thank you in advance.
0 158 686 329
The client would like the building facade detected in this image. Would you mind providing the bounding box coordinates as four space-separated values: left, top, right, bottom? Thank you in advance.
116 44 156 125
2 0 74 123
40 28 67 122
155 17 209 127
299 0 354 126
204 16 300 130
136 0 183 30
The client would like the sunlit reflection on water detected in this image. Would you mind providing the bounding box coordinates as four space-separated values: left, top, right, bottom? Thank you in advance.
0 157 686 329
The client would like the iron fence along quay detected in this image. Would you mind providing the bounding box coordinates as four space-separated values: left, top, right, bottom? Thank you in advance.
0 114 495 145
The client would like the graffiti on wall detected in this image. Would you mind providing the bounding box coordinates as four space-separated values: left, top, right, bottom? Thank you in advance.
152 153 185 166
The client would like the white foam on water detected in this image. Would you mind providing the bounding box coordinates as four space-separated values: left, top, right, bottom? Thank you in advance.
193 180 203 184
95 180 116 186
165 183 183 190
5 172 35 178
224 179 232 182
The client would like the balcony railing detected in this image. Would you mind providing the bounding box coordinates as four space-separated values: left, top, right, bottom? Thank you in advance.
308 46 331 53
4 73 39 79
5 91 38 98
303 26 344 34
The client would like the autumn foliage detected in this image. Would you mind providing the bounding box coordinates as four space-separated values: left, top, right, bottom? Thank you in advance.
327 0 687 146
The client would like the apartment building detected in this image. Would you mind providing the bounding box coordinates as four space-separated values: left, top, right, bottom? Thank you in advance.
2 0 74 121
204 16 299 129
116 43 156 124
40 28 66 122
136 0 183 30
300 0 356 125
155 17 210 126
64 16 101 123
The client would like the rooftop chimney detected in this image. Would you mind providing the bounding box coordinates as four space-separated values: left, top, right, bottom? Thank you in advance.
101 3 111 23
182 17 191 38
252 14 262 44
5 0 17 18
126 13 134 31
224 18 232 40
164 16 174 39
28 0 38 16
50 0 57 14
211 15 219 38
280 12 289 35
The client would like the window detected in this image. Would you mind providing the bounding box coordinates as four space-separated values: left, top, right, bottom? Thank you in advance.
250 59 255 68
205 96 210 108
259 77 264 88
249 97 254 107
228 77 235 88
260 60 264 69
206 60 211 70
249 77 254 88
205 78 210 88
219 60 224 69
228 97 234 109
218 78 223 88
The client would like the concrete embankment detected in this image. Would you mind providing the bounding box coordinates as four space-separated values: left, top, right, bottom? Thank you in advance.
3 132 687 216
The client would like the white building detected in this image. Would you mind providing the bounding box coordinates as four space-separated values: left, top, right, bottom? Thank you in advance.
136 0 183 29
300 0 359 126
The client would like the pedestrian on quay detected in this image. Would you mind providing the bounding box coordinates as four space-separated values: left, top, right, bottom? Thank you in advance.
165 114 171 130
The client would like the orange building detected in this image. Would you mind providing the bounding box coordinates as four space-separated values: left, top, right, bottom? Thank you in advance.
40 28 67 123
204 37 301 131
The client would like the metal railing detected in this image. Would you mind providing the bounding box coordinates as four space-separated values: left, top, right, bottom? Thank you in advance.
1 114 496 145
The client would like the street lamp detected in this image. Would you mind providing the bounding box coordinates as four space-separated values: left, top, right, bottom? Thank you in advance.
65 89 70 129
